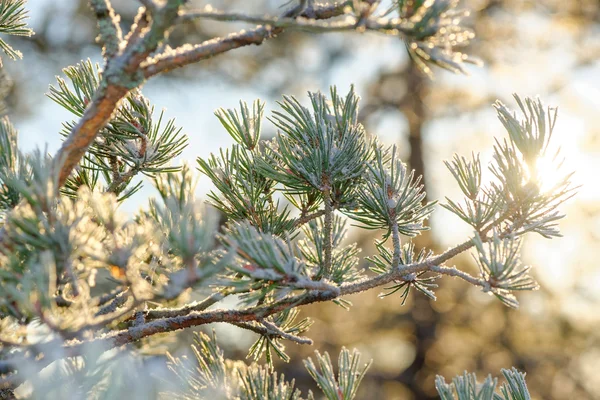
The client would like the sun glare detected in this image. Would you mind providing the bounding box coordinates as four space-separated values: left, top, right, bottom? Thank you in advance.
530 152 566 194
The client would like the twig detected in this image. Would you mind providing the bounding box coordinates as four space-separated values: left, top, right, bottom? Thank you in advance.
339 237 478 295
177 3 423 36
90 0 122 59
230 320 313 345
108 154 120 183
178 9 412 33
430 265 487 288
390 219 401 269
76 289 335 349
95 289 130 316
140 291 227 322
322 180 333 277
56 235 476 352
295 209 326 227
97 286 129 307
124 7 150 47
260 319 312 345
106 167 138 193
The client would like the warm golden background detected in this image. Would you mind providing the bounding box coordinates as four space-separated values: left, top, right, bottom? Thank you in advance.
6 0 600 398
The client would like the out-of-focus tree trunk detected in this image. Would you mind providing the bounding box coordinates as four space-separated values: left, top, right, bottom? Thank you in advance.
405 64 428 206
392 62 440 399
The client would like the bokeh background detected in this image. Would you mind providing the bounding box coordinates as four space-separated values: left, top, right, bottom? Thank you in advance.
4 0 600 398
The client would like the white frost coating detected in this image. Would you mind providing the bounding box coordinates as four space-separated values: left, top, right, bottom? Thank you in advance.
402 223 422 231
402 272 417 281
144 143 158 160
124 140 140 157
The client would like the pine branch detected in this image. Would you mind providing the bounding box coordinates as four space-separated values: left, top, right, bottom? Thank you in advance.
0 1 185 247
149 0 475 78
0 233 484 377
178 8 420 32
0 215 562 391
0 89 567 390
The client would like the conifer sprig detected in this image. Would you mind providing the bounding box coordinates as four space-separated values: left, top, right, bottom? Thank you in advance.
303 348 371 400
444 94 576 241
0 0 33 64
246 308 313 369
369 242 438 304
345 144 434 237
0 88 574 397
298 215 362 284
436 368 531 400
0 117 28 213
258 87 368 204
473 233 538 308
215 100 264 151
388 0 480 76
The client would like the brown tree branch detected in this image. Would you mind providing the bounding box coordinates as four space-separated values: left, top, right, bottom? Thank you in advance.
142 1 360 79
53 85 129 188
54 0 185 188
67 234 480 351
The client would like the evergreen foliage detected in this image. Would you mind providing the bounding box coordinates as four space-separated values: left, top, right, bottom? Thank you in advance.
0 0 32 64
0 0 577 398
435 368 531 400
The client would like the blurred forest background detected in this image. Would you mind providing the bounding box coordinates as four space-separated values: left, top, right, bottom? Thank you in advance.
4 0 600 398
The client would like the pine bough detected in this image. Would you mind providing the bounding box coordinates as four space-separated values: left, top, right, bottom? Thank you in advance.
0 0 575 398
